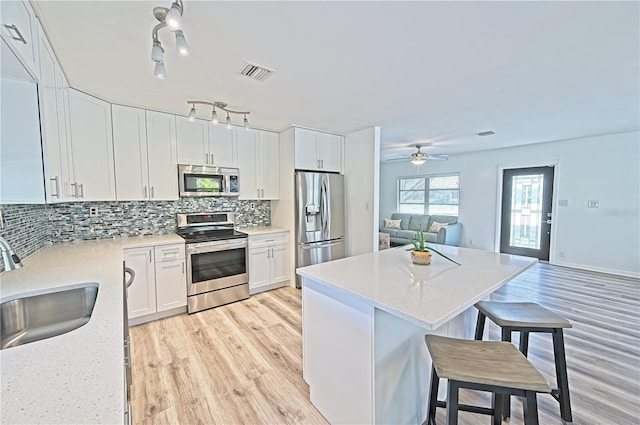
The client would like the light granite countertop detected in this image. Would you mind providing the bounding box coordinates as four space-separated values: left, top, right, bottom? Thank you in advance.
0 234 183 424
238 226 289 236
296 244 537 330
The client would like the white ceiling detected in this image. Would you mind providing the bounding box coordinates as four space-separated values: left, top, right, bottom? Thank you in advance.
34 1 639 160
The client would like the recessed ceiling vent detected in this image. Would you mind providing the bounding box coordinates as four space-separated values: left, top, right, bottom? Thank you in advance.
238 61 274 82
477 130 495 137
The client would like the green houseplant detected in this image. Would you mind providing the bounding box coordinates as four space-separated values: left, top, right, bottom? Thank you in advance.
407 227 461 266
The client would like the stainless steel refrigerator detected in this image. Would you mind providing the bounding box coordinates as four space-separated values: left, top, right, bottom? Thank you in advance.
295 171 345 288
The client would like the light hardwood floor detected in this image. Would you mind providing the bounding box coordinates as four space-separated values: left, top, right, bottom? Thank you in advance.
130 263 640 424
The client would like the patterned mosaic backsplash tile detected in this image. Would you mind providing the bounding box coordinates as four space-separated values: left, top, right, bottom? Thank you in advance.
0 204 50 272
0 199 271 270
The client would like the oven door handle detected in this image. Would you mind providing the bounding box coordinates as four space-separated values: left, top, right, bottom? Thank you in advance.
186 240 247 254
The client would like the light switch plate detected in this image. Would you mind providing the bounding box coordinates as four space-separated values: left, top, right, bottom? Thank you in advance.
587 200 599 208
558 199 569 207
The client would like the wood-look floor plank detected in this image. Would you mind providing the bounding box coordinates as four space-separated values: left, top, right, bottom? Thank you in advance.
131 264 640 425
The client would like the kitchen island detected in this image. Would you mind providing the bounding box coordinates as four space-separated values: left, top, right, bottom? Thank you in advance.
297 244 537 425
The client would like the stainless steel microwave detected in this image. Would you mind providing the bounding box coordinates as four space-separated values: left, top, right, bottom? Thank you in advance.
178 165 239 197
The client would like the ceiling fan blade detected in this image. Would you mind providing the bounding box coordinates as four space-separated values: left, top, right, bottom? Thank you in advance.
427 154 448 161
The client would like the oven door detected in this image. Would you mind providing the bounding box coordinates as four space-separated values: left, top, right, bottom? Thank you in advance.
185 239 248 296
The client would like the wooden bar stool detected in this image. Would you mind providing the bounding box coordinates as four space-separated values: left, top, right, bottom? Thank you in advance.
474 301 573 423
424 334 551 425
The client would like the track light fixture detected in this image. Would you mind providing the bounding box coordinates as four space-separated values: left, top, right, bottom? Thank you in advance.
186 101 251 130
151 0 188 79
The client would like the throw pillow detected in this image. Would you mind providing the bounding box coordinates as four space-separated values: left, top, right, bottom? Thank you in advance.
429 221 448 233
384 218 402 229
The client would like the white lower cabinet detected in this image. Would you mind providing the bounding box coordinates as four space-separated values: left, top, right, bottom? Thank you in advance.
124 243 186 325
248 232 290 294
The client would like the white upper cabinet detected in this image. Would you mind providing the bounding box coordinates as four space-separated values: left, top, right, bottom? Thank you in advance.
146 111 178 200
0 0 39 81
237 129 279 200
113 107 178 201
176 117 237 167
112 105 148 200
0 77 45 203
260 130 280 199
67 88 116 201
38 23 75 202
209 125 237 167
176 117 208 165
294 127 342 172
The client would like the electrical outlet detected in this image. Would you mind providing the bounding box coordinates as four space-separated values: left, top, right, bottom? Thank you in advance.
469 239 474 246
250 202 255 210
559 251 566 258
587 200 599 208
90 206 99 217
0 209 5 229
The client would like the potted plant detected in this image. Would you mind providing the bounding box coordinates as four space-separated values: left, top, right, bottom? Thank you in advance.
407 227 461 266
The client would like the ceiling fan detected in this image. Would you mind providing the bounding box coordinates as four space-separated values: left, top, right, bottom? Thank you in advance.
406 144 449 165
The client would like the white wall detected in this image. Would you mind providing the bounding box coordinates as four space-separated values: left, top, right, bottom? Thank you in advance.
380 131 640 277
344 127 380 256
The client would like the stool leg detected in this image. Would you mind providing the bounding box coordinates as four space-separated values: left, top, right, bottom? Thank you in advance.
501 327 512 421
519 331 530 356
474 311 486 340
552 328 573 423
491 393 503 425
428 367 440 425
522 391 540 425
446 380 460 425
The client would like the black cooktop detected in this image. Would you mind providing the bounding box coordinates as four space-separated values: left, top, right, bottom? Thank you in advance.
177 225 248 243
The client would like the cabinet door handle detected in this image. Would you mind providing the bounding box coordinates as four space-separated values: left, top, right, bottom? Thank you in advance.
78 183 84 198
70 183 77 198
3 24 27 44
182 261 185 274
261 189 264 198
257 189 260 198
321 159 324 168
151 186 154 199
205 153 209 164
144 186 148 198
50 177 60 198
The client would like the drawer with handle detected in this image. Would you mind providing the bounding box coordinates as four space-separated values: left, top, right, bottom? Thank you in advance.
154 243 185 262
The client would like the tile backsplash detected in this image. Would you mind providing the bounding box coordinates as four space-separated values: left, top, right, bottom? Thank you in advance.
0 199 271 270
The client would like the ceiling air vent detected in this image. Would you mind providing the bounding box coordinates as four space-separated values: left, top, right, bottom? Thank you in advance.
238 61 274 82
477 130 495 137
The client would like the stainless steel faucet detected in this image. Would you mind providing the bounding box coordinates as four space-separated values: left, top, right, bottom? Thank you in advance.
0 236 22 270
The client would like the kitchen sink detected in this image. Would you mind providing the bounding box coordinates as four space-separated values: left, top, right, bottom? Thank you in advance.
0 283 99 350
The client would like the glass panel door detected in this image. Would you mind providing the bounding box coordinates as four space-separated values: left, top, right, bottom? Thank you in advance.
500 166 554 260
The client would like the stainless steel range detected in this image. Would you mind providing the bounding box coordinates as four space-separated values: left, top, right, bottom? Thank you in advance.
177 212 249 314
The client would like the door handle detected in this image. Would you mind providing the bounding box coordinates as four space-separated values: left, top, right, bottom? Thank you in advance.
151 186 155 198
124 267 135 288
545 219 552 224
4 24 27 44
70 183 78 198
144 186 148 198
50 177 60 198
78 183 84 198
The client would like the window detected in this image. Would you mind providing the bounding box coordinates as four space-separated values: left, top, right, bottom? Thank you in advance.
398 174 460 216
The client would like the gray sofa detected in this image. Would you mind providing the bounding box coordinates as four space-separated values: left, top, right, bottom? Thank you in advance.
379 213 462 246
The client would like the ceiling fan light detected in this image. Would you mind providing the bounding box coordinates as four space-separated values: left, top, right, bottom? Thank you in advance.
174 30 189 56
154 61 166 79
165 3 182 29
243 115 249 130
151 40 164 62
211 108 218 124
411 157 426 165
226 113 232 129
188 105 196 121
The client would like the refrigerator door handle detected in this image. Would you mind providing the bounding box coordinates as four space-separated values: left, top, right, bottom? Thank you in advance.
299 240 344 249
320 175 330 236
